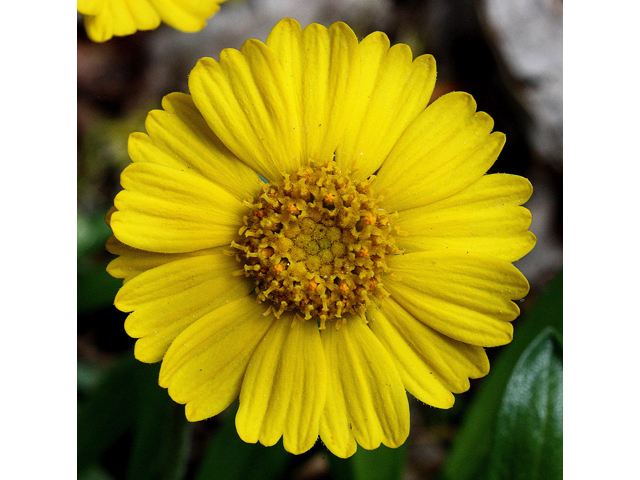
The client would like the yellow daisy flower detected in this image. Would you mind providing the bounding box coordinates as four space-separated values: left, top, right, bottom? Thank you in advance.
77 0 227 43
107 18 536 458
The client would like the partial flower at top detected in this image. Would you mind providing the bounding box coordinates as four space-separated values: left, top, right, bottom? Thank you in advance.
106 18 536 458
77 0 228 43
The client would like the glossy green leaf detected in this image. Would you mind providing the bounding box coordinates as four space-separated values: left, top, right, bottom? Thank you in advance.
329 443 407 480
443 270 562 480
486 327 562 480
194 402 293 480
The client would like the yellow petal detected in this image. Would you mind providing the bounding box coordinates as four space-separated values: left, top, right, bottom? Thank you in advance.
336 34 436 180
82 0 159 43
149 0 223 32
266 19 360 163
319 319 409 458
80 0 225 42
129 92 262 202
368 303 453 407
114 252 252 363
370 297 489 397
106 204 221 283
106 232 226 284
236 318 327 454
106 235 175 283
396 174 536 261
126 0 162 30
386 251 529 347
112 162 244 253
77 0 103 15
374 92 504 212
189 40 301 182
159 296 275 421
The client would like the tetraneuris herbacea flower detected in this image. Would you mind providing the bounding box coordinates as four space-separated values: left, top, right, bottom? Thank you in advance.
107 18 536 458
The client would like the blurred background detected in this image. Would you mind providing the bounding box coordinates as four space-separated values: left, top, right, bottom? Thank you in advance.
77 0 563 478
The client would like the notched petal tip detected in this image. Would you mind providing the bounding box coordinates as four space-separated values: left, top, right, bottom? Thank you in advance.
319 321 409 455
235 319 327 455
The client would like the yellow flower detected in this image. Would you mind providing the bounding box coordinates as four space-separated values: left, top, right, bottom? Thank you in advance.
77 0 227 43
107 18 535 458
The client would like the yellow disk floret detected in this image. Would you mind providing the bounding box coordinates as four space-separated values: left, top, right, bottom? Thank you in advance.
231 161 401 329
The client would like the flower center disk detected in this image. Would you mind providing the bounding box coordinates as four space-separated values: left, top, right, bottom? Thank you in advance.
232 161 400 329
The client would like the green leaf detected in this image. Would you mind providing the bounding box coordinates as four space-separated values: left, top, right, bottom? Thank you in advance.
194 402 293 480
78 354 191 480
486 328 562 480
328 443 407 480
443 270 562 480
125 360 191 480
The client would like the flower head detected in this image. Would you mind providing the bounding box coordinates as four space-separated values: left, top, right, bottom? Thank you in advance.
77 0 227 43
107 18 535 458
